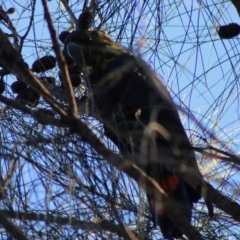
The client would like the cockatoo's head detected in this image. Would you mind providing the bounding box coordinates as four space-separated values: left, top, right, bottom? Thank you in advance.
65 30 128 73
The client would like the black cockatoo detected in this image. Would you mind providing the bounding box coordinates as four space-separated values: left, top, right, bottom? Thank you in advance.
65 30 212 239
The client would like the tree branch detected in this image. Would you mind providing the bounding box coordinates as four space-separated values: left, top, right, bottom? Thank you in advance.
1 210 150 240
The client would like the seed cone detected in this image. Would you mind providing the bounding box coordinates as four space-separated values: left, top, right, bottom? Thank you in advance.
16 88 40 107
68 65 81 75
218 23 240 39
77 8 93 30
59 31 70 43
32 55 56 73
40 77 56 84
60 74 82 88
11 80 28 94
7 8 15 14
70 74 82 87
0 80 5 94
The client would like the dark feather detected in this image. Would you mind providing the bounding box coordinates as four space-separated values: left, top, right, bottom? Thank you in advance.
66 30 213 239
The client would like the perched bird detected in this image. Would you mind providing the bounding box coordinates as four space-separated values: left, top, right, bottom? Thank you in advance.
66 30 212 239
61 48 74 66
